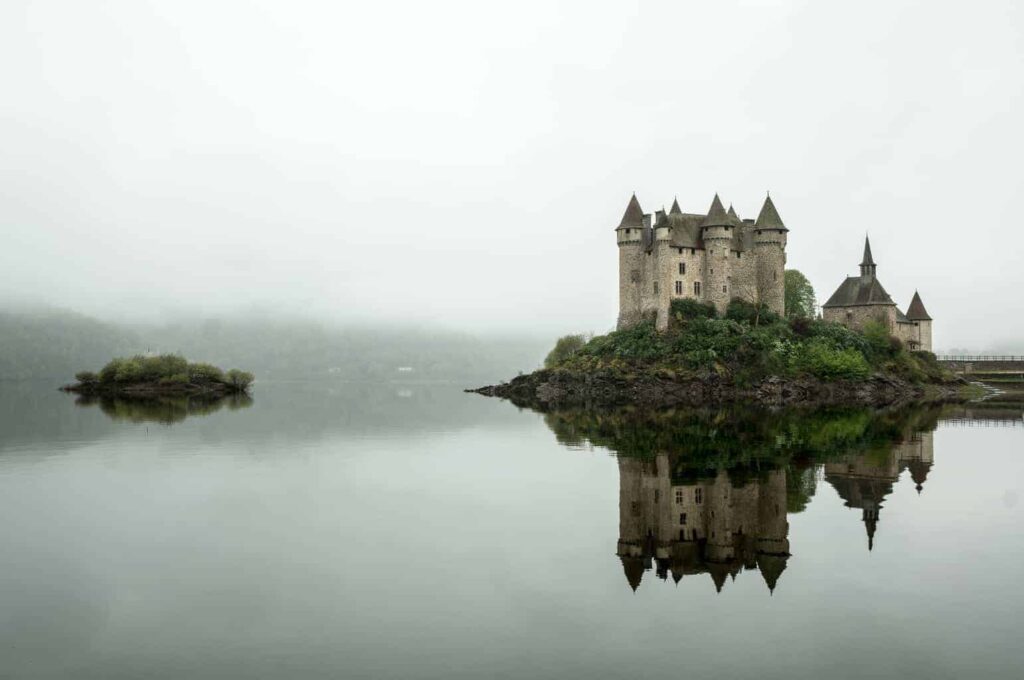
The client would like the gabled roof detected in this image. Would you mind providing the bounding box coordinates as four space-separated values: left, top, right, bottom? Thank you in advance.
861 236 876 267
754 194 787 230
906 291 932 320
822 275 897 308
700 194 732 228
618 193 644 228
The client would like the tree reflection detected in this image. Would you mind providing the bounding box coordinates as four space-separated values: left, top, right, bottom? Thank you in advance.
74 393 253 425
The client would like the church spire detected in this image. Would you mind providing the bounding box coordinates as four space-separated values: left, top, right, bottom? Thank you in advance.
860 236 877 278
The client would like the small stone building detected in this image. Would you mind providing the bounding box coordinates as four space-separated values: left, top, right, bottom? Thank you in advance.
616 193 788 330
822 237 933 352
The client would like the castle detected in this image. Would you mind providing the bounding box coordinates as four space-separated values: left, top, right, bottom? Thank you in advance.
822 236 933 352
616 428 936 592
616 193 788 330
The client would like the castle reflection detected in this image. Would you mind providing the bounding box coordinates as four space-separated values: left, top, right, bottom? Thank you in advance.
541 400 1020 594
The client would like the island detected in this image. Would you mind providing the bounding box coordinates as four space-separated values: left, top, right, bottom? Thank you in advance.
471 299 964 408
61 354 254 397
472 192 969 409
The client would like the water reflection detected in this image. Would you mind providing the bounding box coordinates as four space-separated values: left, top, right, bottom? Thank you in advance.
74 393 253 424
542 402 1020 594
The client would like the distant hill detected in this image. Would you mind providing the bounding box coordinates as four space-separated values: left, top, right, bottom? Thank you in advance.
0 308 548 384
0 309 142 380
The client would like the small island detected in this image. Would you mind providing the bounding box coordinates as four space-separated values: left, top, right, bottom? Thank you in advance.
62 354 254 397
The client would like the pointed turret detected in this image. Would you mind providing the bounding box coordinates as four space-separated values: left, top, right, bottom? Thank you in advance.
727 204 744 228
906 291 932 321
620 556 645 592
908 460 932 493
670 197 683 215
618 193 644 229
700 193 731 228
860 236 877 278
708 564 729 593
754 194 787 231
757 554 788 594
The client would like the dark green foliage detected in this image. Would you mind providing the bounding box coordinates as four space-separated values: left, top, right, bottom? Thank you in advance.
546 311 948 385
544 334 588 368
784 270 816 319
725 298 780 326
578 321 670 361
84 354 251 392
669 298 717 323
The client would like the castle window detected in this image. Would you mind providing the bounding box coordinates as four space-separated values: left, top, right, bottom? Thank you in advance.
675 281 683 295
695 488 703 504
675 489 684 503
679 529 686 541
679 263 685 275
653 281 659 294
694 281 702 296
690 248 695 255
736 251 741 259
722 285 727 293
677 247 683 254
679 513 687 525
625 229 630 235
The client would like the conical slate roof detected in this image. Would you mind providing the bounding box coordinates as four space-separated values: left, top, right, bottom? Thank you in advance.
861 236 876 267
621 556 645 592
906 291 932 320
670 197 683 215
618 193 644 228
757 554 788 593
727 204 744 228
700 194 731 228
754 194 787 230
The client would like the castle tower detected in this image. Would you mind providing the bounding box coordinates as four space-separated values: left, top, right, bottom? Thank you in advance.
615 194 646 329
700 194 734 315
753 194 788 317
906 291 933 352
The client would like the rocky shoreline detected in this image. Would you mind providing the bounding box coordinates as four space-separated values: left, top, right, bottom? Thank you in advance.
468 369 969 410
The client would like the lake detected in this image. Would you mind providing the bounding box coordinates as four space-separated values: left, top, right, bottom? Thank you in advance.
0 382 1022 679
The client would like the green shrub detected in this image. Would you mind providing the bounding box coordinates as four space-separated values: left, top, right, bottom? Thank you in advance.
225 369 255 390
187 362 225 384
791 339 871 380
725 298 780 326
669 299 716 323
74 370 99 384
544 334 588 368
579 321 670 360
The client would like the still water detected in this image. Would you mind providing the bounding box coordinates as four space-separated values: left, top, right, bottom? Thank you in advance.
0 382 1022 679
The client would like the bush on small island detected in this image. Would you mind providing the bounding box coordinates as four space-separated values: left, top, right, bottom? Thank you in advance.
65 354 254 396
549 299 949 385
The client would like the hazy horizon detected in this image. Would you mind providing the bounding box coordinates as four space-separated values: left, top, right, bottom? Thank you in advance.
3 1 1023 350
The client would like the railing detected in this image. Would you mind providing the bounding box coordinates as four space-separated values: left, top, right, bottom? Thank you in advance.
937 355 1024 362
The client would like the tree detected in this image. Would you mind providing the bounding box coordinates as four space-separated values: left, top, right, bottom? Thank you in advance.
784 270 816 319
544 334 588 368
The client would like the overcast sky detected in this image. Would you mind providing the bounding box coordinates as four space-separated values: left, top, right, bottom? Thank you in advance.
2 0 1022 349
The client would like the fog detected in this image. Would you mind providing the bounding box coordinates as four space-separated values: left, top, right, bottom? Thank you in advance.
2 0 1022 350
